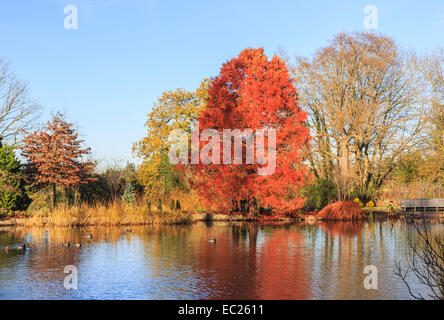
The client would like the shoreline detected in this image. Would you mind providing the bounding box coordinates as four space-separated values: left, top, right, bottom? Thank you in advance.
0 213 304 227
1 211 442 227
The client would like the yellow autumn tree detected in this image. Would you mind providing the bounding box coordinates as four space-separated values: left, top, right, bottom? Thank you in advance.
134 79 209 204
134 79 209 160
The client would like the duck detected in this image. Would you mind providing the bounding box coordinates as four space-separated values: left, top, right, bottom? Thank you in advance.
84 233 93 239
62 241 71 247
27 242 36 247
207 237 216 243
4 246 8 253
74 243 82 248
17 244 26 250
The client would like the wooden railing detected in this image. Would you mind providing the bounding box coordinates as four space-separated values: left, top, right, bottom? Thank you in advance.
399 199 444 212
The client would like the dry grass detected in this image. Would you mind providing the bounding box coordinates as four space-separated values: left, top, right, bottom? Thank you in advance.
22 202 192 227
317 201 366 220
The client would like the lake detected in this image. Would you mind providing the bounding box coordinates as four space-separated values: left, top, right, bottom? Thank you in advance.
0 219 442 299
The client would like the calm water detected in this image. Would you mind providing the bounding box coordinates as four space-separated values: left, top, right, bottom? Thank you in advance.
0 220 442 300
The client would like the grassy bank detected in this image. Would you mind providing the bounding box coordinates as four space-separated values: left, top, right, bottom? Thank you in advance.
10 202 192 227
362 206 400 211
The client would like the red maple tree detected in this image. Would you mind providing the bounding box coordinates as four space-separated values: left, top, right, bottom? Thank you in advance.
22 112 95 207
192 48 310 214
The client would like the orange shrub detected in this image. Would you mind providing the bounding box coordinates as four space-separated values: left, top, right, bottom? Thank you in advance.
316 201 366 220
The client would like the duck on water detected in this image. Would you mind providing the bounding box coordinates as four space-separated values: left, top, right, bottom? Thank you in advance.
62 242 82 248
3 243 37 252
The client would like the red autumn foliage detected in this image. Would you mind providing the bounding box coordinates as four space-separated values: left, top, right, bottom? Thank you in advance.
318 221 365 236
316 201 366 220
22 112 95 207
192 48 310 213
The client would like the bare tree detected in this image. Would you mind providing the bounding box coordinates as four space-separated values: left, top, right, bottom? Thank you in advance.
0 59 40 144
395 220 444 300
290 32 426 197
416 50 444 183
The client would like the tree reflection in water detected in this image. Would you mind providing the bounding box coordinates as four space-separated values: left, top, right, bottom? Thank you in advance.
0 220 440 299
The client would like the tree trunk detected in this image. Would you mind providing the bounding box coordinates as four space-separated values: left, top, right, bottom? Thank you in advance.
74 189 79 206
341 139 350 179
337 138 351 200
63 187 68 206
248 198 257 218
52 183 56 209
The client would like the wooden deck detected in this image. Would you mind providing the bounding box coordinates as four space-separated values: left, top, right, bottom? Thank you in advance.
399 198 444 212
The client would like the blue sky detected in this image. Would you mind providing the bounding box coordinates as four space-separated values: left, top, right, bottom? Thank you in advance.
0 0 443 166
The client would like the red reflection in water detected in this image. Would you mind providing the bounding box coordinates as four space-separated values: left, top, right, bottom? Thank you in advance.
254 227 308 299
195 224 308 299
318 221 365 237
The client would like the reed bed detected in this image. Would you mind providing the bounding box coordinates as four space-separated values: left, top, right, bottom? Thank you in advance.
21 202 192 227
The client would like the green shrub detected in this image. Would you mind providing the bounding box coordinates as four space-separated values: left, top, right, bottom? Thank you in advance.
303 178 338 211
0 142 31 211
121 182 136 204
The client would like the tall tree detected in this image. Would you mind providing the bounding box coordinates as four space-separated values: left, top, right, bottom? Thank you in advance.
22 113 94 208
292 32 424 198
193 48 310 213
0 59 40 144
0 139 31 211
